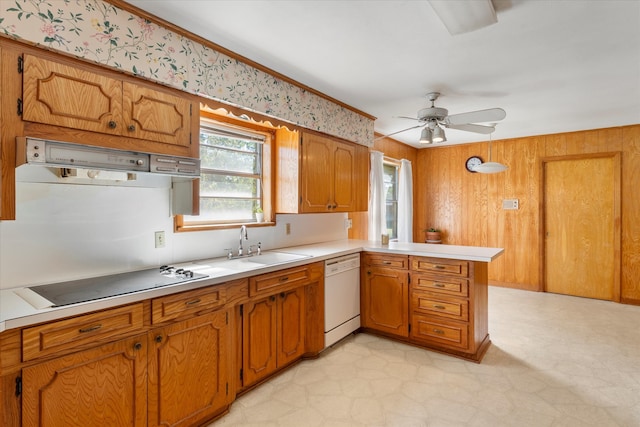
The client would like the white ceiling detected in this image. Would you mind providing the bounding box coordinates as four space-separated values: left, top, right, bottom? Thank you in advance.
126 0 640 148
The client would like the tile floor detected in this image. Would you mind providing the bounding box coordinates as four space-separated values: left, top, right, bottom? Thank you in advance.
210 287 640 427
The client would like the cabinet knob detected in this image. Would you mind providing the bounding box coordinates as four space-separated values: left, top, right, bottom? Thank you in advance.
155 335 163 343
433 329 445 335
108 120 117 129
134 342 142 350
128 124 136 132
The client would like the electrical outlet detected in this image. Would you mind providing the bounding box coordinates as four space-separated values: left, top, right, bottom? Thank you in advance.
285 223 291 235
155 231 166 248
344 218 353 229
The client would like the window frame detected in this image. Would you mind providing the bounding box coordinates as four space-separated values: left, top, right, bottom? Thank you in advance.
383 159 400 241
174 113 275 232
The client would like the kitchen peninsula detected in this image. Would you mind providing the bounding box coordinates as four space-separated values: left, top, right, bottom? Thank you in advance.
0 240 502 426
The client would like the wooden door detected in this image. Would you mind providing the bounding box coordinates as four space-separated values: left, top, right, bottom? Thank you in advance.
123 82 192 146
148 310 230 427
544 154 620 300
300 133 333 212
333 140 357 211
361 267 409 337
277 287 306 367
243 296 278 386
22 335 147 427
22 54 122 135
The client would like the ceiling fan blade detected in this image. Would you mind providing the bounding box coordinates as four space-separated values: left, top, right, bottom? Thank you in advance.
446 123 495 134
446 108 506 125
374 124 425 140
394 115 423 121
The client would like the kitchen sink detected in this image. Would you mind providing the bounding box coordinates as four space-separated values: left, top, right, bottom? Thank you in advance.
197 251 311 271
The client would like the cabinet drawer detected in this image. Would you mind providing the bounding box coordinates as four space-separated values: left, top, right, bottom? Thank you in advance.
249 265 311 297
411 274 469 297
22 303 144 362
411 291 469 321
363 253 409 269
411 314 469 351
411 257 468 277
152 286 226 324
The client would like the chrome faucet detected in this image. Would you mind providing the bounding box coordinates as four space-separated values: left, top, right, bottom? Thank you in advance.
238 225 248 256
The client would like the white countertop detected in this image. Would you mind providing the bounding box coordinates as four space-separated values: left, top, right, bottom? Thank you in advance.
0 239 503 333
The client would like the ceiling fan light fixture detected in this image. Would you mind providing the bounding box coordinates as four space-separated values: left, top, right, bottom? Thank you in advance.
432 125 446 143
419 127 433 144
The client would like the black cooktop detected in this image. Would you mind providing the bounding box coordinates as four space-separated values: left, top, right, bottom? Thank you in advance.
29 266 208 307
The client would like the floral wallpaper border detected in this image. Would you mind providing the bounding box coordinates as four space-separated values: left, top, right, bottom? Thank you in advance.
0 0 374 146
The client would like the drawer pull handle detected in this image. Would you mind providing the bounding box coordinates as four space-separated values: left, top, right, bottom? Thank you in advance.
434 265 446 269
279 276 289 282
185 298 201 306
79 324 102 333
433 305 446 310
433 329 445 335
383 261 392 265
433 283 446 288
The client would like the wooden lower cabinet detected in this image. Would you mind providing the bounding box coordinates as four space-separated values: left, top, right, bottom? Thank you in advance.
148 309 231 427
22 334 148 427
361 253 490 362
361 260 409 338
242 286 305 387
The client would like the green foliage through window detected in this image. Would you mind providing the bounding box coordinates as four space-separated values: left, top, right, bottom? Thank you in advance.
183 123 265 223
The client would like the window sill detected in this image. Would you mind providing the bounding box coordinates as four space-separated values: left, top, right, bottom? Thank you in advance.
175 220 276 233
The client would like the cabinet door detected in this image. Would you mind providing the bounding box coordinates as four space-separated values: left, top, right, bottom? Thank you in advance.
277 287 306 367
243 296 278 386
148 310 230 427
361 267 409 337
333 140 357 211
22 335 147 427
300 133 334 212
22 54 122 135
122 82 192 146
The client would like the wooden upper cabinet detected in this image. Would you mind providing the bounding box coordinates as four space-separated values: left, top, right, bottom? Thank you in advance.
22 54 122 135
276 130 368 213
122 81 191 147
21 54 193 150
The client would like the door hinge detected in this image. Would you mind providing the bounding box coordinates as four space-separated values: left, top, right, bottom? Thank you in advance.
15 376 22 397
226 382 229 395
17 98 23 116
17 55 24 73
239 369 243 381
226 311 229 325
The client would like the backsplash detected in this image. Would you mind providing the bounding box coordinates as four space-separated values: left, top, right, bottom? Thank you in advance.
0 168 347 289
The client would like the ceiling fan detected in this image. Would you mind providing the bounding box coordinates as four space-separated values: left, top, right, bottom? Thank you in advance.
378 92 506 144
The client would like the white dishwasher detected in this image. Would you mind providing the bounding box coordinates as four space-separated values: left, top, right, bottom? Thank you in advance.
324 253 361 348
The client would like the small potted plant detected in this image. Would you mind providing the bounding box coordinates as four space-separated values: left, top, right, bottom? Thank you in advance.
253 206 264 223
425 227 442 243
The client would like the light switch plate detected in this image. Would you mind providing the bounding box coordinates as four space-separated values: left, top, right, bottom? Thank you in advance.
155 231 166 248
502 199 519 210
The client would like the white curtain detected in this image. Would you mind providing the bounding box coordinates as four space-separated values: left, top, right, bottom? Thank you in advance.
397 159 413 243
368 151 385 241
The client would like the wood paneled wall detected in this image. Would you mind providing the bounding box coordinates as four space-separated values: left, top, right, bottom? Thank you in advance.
416 125 640 303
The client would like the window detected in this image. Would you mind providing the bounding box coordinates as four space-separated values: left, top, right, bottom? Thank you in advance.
179 119 271 229
383 162 399 240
